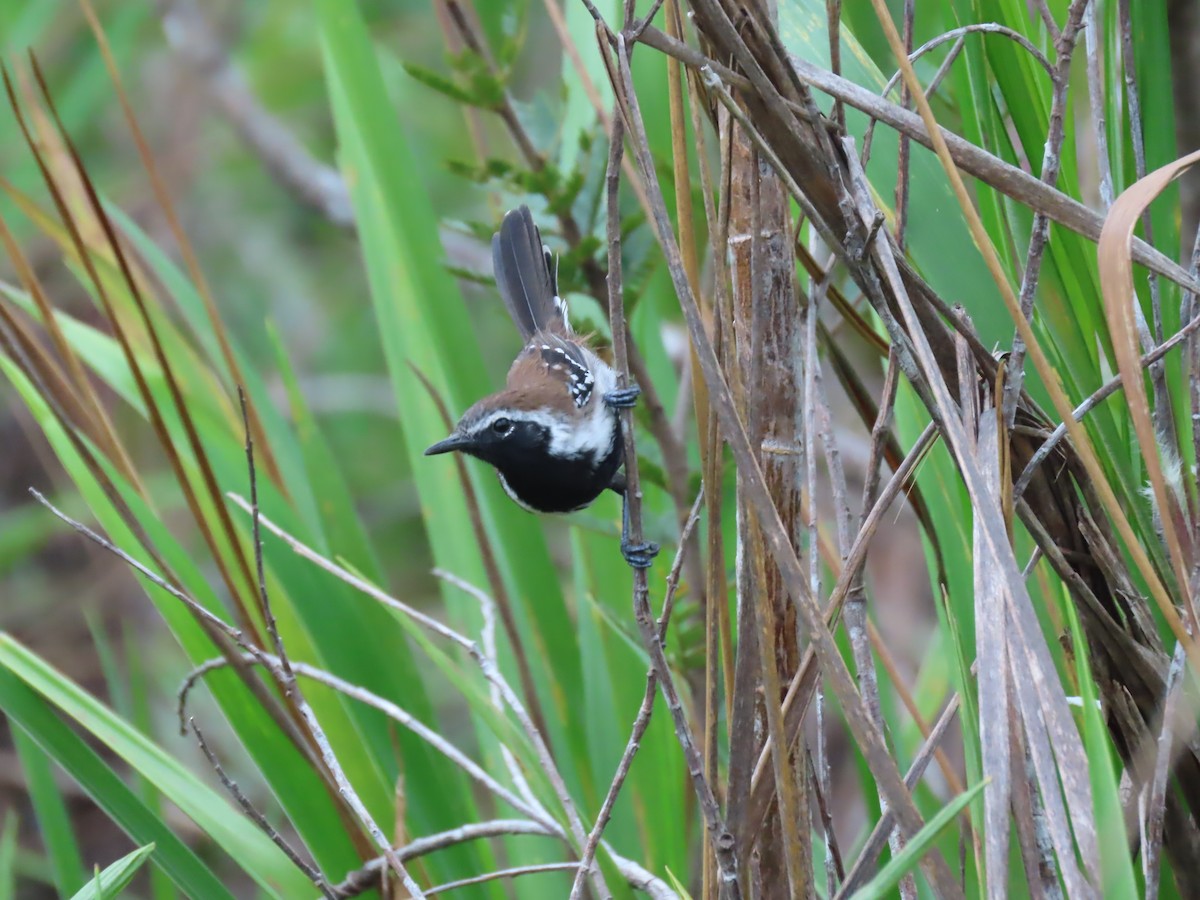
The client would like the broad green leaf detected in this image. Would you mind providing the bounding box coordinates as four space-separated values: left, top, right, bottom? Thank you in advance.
315 0 597 870
0 636 312 897
0 665 234 899
0 355 365 879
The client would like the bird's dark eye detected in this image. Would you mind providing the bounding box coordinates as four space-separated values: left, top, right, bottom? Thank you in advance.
492 417 513 436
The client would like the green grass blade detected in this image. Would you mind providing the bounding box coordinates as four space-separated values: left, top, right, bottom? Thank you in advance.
67 844 155 900
853 779 988 900
12 724 86 896
1060 582 1139 896
0 810 16 900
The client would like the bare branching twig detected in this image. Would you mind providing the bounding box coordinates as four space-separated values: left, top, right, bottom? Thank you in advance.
31 490 424 894
189 718 337 899
569 489 703 899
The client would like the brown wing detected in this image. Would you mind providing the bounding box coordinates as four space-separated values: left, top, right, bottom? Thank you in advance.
506 332 595 412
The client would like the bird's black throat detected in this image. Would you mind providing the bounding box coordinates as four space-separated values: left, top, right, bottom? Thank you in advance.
487 422 624 513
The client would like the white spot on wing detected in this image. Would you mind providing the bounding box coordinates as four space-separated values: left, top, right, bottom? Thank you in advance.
553 294 571 331
540 342 597 407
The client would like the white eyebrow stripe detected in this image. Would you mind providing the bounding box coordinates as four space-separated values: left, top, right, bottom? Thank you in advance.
472 394 618 463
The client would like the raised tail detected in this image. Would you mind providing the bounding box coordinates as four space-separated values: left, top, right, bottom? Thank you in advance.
491 206 570 339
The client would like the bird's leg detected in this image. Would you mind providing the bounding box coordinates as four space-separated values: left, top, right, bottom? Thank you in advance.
603 384 641 409
607 384 652 565
620 491 659 569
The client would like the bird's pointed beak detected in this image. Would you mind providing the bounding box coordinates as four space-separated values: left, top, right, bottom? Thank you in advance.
424 433 472 456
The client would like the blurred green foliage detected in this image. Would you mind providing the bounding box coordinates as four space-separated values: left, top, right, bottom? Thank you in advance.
0 0 1192 896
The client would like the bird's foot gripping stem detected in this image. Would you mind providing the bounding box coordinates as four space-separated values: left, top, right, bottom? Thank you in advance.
603 385 641 410
620 494 659 569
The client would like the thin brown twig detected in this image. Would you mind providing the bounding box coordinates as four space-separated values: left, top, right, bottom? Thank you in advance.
569 490 704 900
628 0 666 42
818 311 909 894
863 22 1053 170
1035 0 1063 43
925 37 967 98
893 0 914 253
569 679 652 900
1115 0 1177 456
608 49 742 896
421 863 581 897
239 387 294 692
227 673 424 888
330 820 552 898
1014 309 1200 497
189 718 337 899
884 23 1054 90
866 618 965 800
804 742 844 889
657 489 705 633
834 694 963 897
826 0 844 127
861 349 900 516
1001 0 1089 425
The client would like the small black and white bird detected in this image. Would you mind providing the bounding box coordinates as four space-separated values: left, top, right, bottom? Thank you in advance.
424 206 659 568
